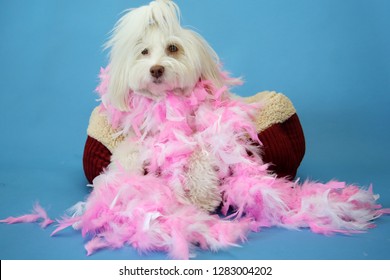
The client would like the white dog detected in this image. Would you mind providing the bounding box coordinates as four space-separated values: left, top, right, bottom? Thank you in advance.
106 0 233 212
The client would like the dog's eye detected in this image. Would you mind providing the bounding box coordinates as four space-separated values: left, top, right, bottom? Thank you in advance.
141 48 149 55
167 44 179 53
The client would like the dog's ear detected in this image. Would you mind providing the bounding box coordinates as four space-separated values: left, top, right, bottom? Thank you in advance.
185 30 226 90
104 5 153 111
104 8 146 111
106 58 130 111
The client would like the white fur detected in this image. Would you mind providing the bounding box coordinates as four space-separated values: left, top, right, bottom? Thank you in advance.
105 0 225 111
185 149 221 212
111 137 144 175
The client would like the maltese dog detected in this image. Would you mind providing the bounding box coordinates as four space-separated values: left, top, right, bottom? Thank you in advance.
106 0 233 212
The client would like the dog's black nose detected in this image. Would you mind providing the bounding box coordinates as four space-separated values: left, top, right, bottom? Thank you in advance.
150 65 165 79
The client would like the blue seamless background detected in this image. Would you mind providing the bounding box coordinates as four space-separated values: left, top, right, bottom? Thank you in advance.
0 0 389 259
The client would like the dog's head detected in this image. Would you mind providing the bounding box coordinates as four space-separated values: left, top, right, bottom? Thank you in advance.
105 0 227 111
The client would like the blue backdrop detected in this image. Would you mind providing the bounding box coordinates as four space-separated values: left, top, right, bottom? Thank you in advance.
1 0 389 259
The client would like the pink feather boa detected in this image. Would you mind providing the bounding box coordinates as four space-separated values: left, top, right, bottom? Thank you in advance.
2 67 388 259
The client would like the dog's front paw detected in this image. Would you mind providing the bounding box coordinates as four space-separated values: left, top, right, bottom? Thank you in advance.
185 150 221 212
111 140 144 175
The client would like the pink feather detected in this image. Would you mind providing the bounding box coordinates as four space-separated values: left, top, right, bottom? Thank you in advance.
2 67 388 259
0 202 53 228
